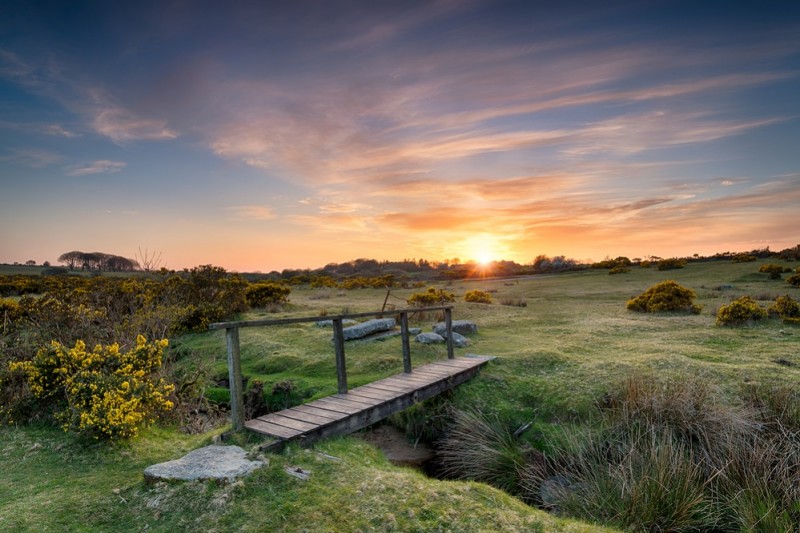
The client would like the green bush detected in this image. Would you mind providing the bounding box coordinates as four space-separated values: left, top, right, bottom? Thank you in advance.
716 296 767 326
759 264 785 280
8 336 174 439
407 287 455 307
788 273 800 288
246 281 291 308
732 253 758 263
657 258 686 271
609 265 631 275
627 280 701 314
464 290 492 304
769 295 800 324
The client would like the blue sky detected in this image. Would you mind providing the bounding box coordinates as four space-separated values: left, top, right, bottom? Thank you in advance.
2 0 799 271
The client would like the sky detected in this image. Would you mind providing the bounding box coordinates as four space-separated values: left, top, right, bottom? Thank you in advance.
1 0 799 272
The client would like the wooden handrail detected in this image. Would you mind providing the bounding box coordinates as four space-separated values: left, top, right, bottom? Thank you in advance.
210 305 456 431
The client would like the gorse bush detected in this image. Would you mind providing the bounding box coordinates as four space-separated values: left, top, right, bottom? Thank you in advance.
788 272 800 287
8 336 174 439
769 294 800 324
732 253 758 263
464 290 492 304
245 281 291 308
716 296 767 326
626 280 701 314
406 287 455 307
759 263 787 279
656 257 686 270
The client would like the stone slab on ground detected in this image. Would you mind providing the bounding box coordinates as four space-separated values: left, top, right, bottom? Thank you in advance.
342 318 396 340
144 445 265 484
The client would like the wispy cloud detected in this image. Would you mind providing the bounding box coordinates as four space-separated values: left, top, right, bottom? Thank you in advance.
44 124 80 138
66 160 126 176
226 205 277 221
89 93 179 143
0 148 63 168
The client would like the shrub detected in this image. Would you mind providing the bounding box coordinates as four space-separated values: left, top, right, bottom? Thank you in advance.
499 297 527 307
732 253 758 263
9 336 174 439
626 280 701 314
464 290 492 304
788 273 800 288
657 258 686 271
246 281 291 308
406 287 455 307
639 260 651 268
769 295 800 324
716 296 767 326
608 265 630 275
759 264 785 280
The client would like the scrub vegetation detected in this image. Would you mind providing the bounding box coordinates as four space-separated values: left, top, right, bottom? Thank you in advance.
2 255 799 531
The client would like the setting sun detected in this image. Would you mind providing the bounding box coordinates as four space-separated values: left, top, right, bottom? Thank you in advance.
462 233 502 266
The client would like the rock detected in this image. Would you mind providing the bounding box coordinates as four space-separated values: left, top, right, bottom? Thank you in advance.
415 332 445 344
315 319 358 328
144 445 265 484
415 331 469 347
432 320 477 336
451 332 470 347
341 318 396 340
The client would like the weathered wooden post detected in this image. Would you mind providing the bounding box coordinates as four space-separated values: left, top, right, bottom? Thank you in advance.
445 307 455 359
400 311 412 373
333 317 348 394
225 327 245 430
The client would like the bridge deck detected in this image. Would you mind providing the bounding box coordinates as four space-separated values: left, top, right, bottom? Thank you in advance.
246 356 492 451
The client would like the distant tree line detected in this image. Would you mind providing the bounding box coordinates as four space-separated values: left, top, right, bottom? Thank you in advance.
58 251 139 272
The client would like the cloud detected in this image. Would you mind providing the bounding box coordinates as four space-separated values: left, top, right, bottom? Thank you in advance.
44 124 80 138
91 105 178 143
0 148 63 168
226 205 277 221
66 160 126 176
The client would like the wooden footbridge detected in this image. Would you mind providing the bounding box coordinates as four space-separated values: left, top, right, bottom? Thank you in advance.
209 306 491 451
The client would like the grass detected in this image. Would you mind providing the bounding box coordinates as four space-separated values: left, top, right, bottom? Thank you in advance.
2 258 799 531
0 424 616 532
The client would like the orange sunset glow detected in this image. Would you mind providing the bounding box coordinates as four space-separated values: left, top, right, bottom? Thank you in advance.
1 2 799 271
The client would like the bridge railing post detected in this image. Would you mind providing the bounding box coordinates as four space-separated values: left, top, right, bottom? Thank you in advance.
333 318 348 393
445 307 454 359
400 311 412 373
225 327 245 430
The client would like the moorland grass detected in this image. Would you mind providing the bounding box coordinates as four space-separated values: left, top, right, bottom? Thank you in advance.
2 258 798 531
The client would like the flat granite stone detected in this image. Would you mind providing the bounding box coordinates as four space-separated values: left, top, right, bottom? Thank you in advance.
144 445 265 483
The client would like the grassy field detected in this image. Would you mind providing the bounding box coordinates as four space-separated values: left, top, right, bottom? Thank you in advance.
2 259 798 531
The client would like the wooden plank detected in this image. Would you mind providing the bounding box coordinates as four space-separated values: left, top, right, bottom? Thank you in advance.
312 397 372 414
331 393 377 407
244 356 492 445
278 408 339 426
246 418 302 439
256 413 319 432
289 404 345 421
346 388 398 402
363 379 419 392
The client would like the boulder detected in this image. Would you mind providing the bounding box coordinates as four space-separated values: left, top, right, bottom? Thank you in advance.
451 332 470 347
415 331 469 347
433 320 477 336
341 318 396 340
144 445 264 484
415 332 445 344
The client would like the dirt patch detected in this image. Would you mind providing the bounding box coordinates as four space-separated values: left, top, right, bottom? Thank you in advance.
359 424 434 469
